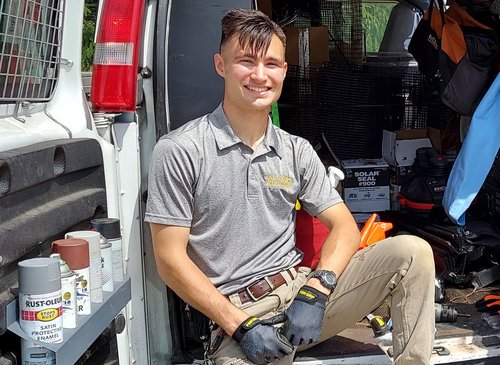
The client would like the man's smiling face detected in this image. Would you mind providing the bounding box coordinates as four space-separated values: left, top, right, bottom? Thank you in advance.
214 34 287 113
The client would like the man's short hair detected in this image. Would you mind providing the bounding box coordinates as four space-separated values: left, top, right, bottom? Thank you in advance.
220 9 286 56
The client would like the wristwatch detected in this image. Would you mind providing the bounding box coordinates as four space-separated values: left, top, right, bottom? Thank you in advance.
309 270 337 291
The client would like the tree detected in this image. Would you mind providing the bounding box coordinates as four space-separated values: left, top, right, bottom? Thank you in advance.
82 0 98 71
362 2 396 52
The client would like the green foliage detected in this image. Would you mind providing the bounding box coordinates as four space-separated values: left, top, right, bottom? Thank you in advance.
362 1 396 53
82 0 98 71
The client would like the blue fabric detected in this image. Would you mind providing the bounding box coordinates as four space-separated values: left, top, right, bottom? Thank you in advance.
443 73 500 225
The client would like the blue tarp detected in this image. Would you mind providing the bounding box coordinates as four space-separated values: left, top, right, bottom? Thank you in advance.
443 73 500 225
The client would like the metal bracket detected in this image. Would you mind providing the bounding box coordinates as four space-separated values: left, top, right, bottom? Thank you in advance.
60 58 73 68
433 345 450 356
13 102 26 123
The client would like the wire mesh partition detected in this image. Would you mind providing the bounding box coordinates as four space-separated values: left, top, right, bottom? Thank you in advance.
0 0 63 102
282 0 365 65
279 61 453 160
321 0 364 65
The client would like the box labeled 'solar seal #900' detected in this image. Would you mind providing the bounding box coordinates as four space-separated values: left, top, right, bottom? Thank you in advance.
341 159 390 212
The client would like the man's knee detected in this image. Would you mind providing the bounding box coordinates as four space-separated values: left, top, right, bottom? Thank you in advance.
386 234 435 272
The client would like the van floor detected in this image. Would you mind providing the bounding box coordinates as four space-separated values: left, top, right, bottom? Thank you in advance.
296 286 500 364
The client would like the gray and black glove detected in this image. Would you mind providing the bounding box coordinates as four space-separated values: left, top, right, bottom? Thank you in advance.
284 285 328 345
232 314 294 364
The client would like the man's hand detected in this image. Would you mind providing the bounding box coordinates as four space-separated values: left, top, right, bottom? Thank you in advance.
284 285 328 345
232 315 294 364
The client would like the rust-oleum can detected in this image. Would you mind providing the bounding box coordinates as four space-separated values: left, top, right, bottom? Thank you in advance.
19 257 62 365
52 238 91 316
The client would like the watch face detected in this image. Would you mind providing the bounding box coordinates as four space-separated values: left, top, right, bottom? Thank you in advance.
323 272 335 286
313 270 337 289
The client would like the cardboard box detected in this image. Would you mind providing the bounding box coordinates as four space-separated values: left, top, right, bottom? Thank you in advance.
342 158 390 212
382 128 441 167
283 27 329 67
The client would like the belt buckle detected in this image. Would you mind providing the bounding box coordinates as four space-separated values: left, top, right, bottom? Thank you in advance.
246 277 273 302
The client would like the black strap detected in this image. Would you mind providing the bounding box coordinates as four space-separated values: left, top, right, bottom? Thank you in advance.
427 0 446 27
426 0 446 51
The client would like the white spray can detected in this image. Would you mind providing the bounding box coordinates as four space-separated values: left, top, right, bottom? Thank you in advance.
100 235 114 292
90 218 124 282
65 230 103 303
50 253 77 329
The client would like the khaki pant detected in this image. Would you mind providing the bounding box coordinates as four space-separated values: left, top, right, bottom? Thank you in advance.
210 235 436 365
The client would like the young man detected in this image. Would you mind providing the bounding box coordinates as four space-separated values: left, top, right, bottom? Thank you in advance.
146 8 435 365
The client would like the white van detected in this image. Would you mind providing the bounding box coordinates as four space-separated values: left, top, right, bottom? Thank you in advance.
1 0 499 364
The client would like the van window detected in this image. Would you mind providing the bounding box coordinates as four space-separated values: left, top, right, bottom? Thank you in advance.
0 0 62 102
362 0 397 52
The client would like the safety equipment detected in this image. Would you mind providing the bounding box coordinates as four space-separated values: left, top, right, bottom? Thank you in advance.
284 285 328 345
232 315 293 364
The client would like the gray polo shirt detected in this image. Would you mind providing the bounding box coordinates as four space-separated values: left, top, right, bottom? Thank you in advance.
145 104 342 295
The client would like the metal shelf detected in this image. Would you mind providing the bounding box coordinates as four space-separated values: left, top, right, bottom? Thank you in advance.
7 277 131 364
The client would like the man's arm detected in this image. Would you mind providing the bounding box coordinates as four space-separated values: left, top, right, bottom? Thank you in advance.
150 223 248 336
307 202 360 295
283 202 360 345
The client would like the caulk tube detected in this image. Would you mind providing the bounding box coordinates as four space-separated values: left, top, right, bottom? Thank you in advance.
100 235 114 292
52 238 92 315
18 258 63 349
90 218 123 282
65 230 103 303
50 253 77 329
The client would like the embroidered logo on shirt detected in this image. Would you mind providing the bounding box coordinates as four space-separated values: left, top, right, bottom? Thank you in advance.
265 175 293 189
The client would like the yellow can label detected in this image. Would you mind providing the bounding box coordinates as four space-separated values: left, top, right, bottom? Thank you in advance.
36 308 60 322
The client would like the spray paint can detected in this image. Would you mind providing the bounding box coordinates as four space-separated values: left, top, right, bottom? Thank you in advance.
100 235 114 292
21 341 56 365
65 230 103 303
52 238 91 316
90 218 124 282
50 253 77 329
18 258 62 364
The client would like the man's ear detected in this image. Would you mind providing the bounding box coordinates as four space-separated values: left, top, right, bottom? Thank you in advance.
214 53 225 77
283 61 288 78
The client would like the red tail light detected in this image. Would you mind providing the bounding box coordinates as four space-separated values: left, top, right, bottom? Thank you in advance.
90 0 144 112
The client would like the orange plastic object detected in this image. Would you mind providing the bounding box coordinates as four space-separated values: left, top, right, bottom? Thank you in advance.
359 213 393 249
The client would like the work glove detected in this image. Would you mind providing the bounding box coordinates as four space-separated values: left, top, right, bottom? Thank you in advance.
284 285 328 345
232 314 294 364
